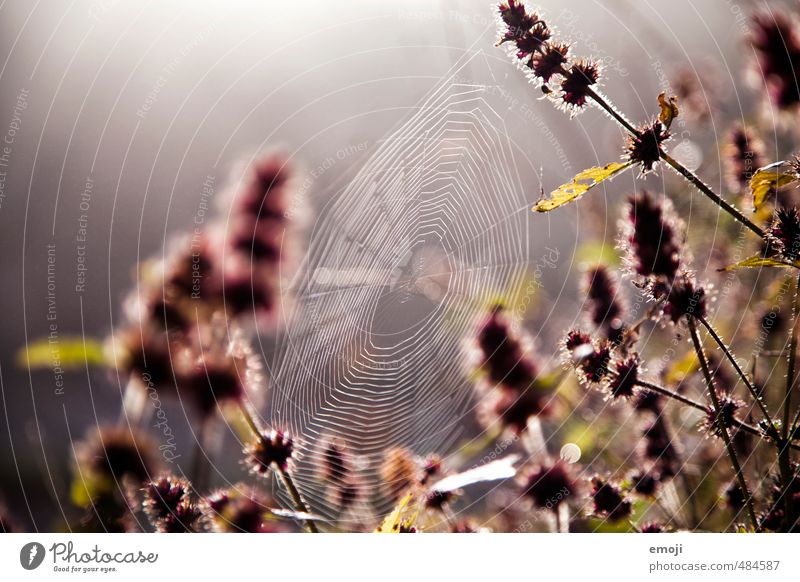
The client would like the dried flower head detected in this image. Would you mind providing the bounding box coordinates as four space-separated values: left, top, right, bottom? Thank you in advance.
208 487 278 533
640 522 665 533
703 395 744 438
480 384 552 434
724 124 766 194
590 477 632 522
76 426 161 487
642 420 681 478
532 43 569 83
626 121 670 175
576 341 612 384
584 264 625 341
565 329 592 352
475 305 540 391
143 476 206 533
245 430 294 474
663 274 707 324
521 460 577 510
560 60 600 109
606 354 640 400
630 471 660 497
751 11 800 110
497 0 537 45
624 191 682 281
769 207 800 261
380 447 418 503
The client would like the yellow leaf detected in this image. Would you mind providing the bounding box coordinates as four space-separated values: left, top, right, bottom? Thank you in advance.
664 351 699 386
657 92 679 128
719 254 797 272
750 161 799 210
17 336 108 370
534 162 631 212
375 493 416 533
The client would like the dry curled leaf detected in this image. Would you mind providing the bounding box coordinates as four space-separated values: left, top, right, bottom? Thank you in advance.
750 161 799 211
534 162 631 212
657 92 679 129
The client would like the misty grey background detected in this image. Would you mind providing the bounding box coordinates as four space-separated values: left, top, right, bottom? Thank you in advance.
0 0 762 529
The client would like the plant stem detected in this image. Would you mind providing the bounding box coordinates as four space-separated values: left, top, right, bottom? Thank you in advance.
778 274 800 530
696 315 777 436
582 83 765 239
661 153 764 238
633 380 799 450
238 403 320 533
688 317 758 530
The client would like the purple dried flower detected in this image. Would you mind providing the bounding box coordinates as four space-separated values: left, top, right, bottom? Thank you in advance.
532 43 569 82
521 460 577 510
208 487 279 533
703 395 744 438
584 265 625 340
663 275 707 324
475 305 540 391
625 191 682 281
769 207 800 261
751 11 800 110
245 430 294 474
640 522 665 533
560 60 600 109
143 476 206 533
630 471 660 497
590 477 632 522
606 354 640 400
724 124 766 194
626 121 670 175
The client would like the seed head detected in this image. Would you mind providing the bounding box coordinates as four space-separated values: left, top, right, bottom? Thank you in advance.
590 477 632 522
497 0 536 45
143 476 206 533
626 121 670 174
475 305 540 391
207 487 278 533
663 275 707 324
76 426 160 487
245 430 294 474
751 11 800 110
624 191 682 282
584 265 625 340
703 395 744 438
642 420 681 478
724 124 766 194
769 207 800 261
425 489 454 511
606 354 640 400
560 60 600 109
521 460 577 510
640 522 665 533
481 384 551 434
531 43 569 83
630 471 660 497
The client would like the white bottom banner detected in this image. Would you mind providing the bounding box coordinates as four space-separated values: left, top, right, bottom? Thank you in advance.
1 533 797 581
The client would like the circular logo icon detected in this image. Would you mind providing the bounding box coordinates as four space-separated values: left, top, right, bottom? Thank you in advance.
20 542 46 570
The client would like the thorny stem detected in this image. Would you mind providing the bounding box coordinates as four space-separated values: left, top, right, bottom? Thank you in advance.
633 380 800 450
778 274 800 529
661 153 765 238
688 317 758 530
581 80 765 239
238 403 320 533
696 315 777 436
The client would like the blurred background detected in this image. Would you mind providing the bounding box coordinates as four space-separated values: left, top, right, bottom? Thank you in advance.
0 0 770 530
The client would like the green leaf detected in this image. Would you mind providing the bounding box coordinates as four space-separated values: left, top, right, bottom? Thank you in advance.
534 162 632 212
750 161 799 210
719 254 798 272
17 336 107 370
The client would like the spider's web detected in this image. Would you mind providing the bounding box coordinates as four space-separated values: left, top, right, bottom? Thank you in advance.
269 57 531 522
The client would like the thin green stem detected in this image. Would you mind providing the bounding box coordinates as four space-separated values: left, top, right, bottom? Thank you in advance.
238 403 320 533
688 317 758 530
696 315 777 436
